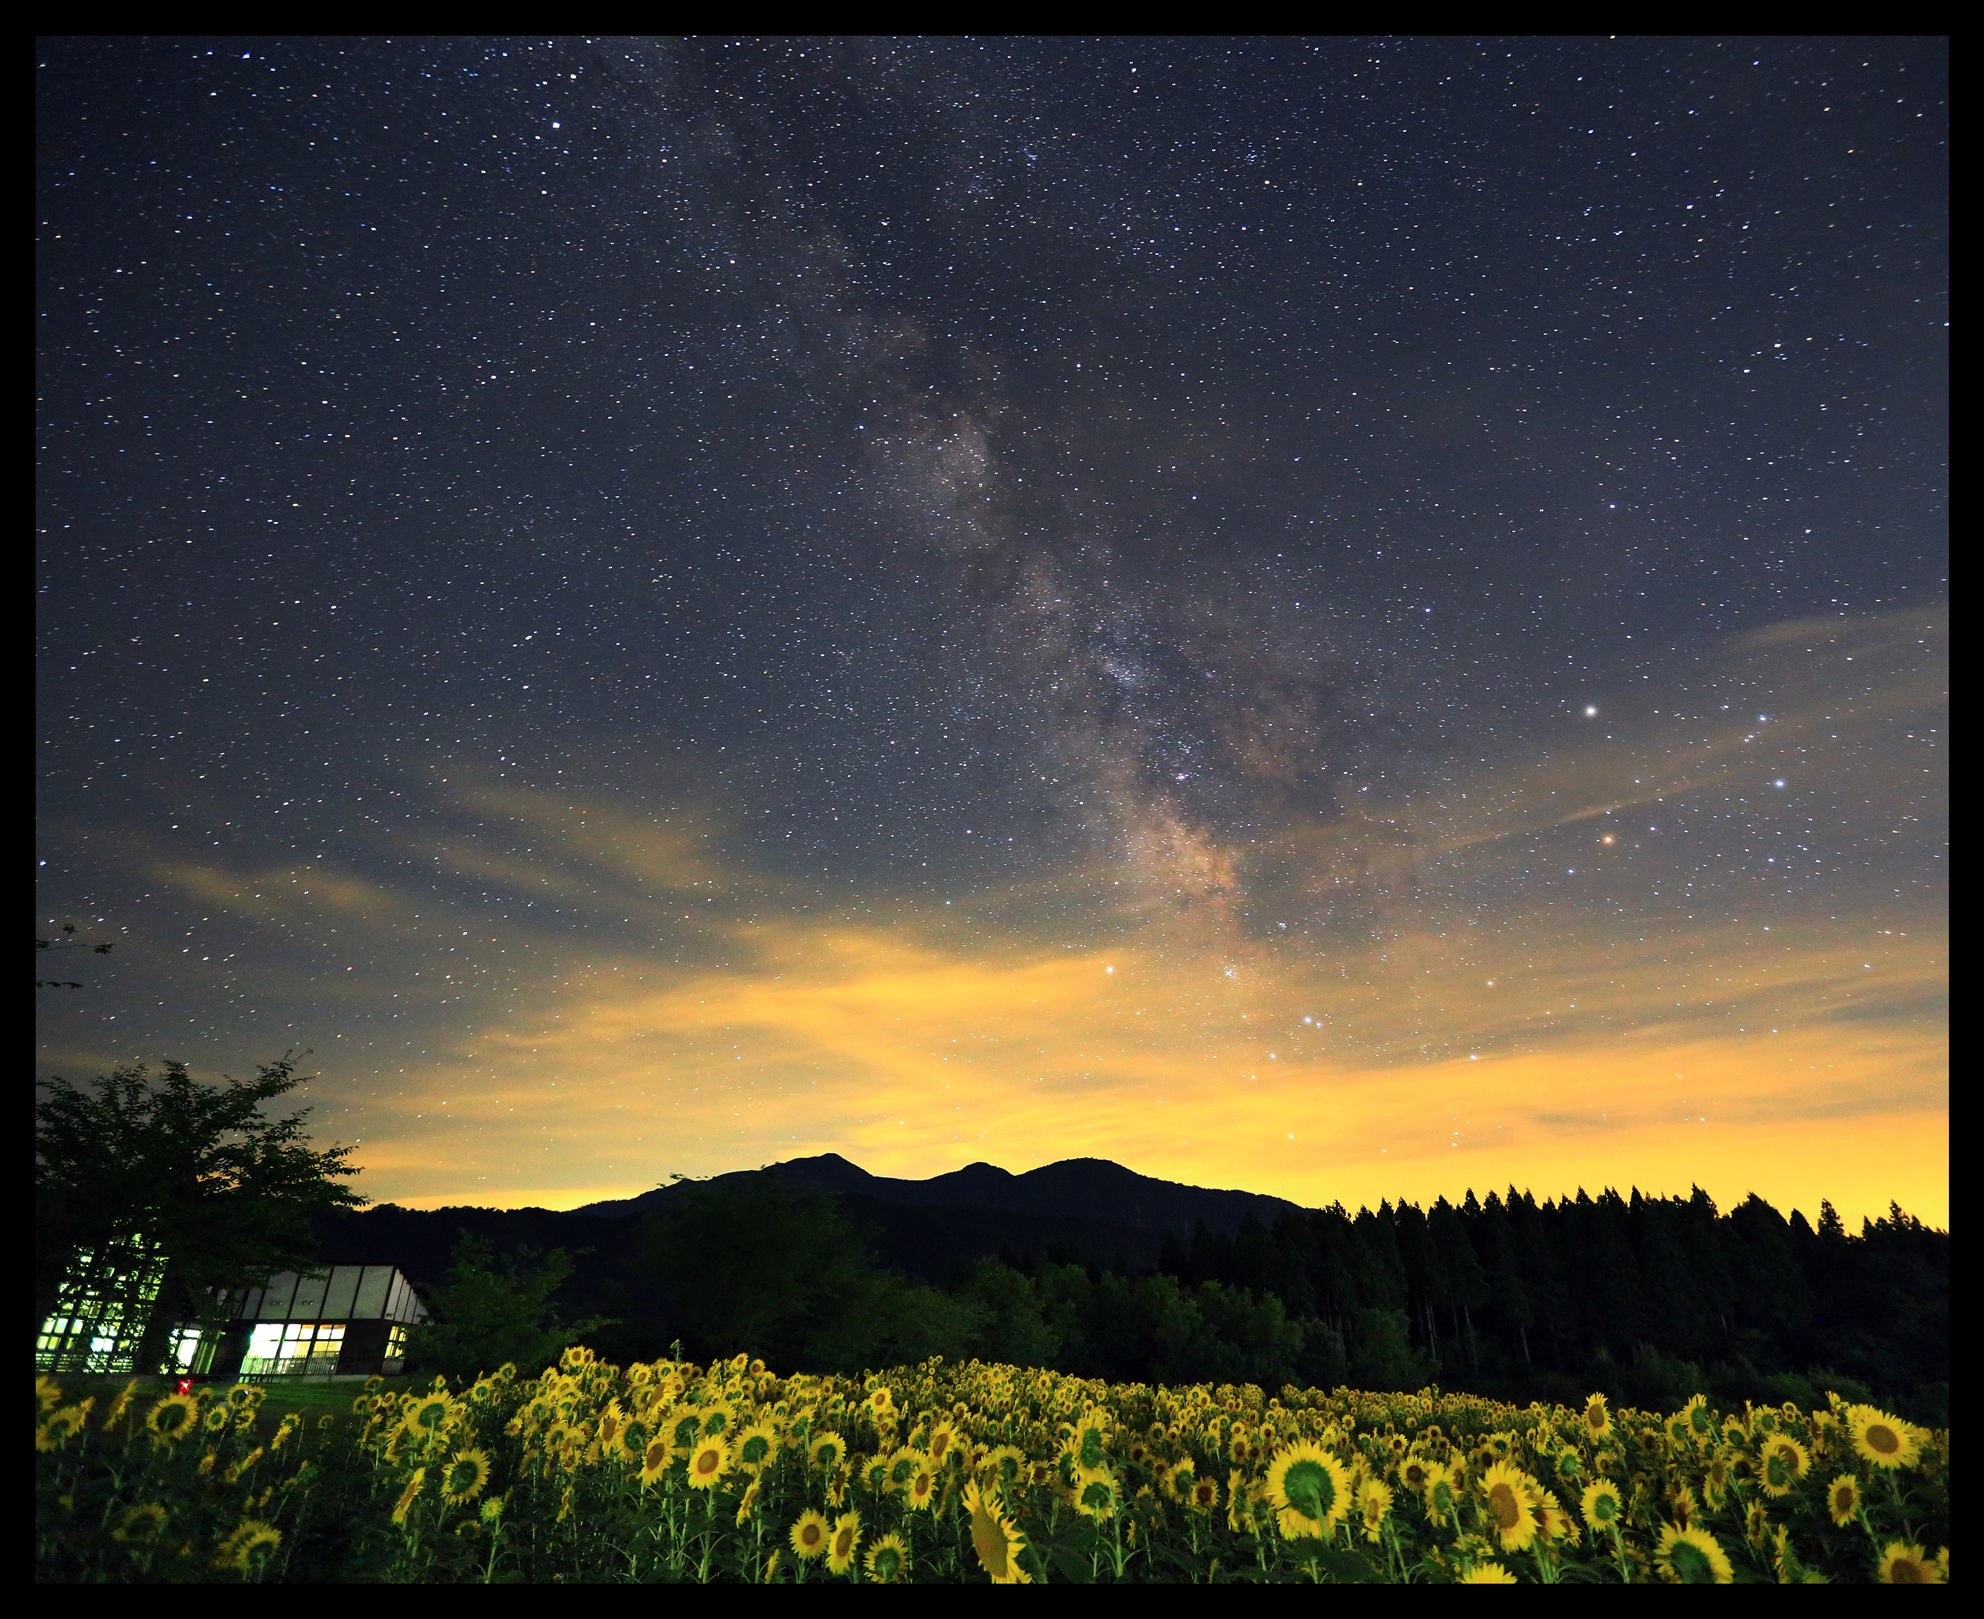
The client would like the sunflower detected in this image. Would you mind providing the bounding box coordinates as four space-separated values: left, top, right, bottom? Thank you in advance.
402 1391 455 1443
827 1511 863 1576
638 1436 678 1484
1875 1541 1941 1584
1845 1405 1921 1470
1458 1563 1518 1583
686 1435 730 1489
1682 1393 1717 1441
392 1468 427 1526
906 1459 940 1512
440 1448 491 1505
39 1400 94 1450
1579 1478 1625 1533
926 1419 958 1468
865 1386 894 1419
141 1390 199 1444
809 1429 847 1473
214 1518 283 1576
734 1420 778 1473
865 1531 911 1584
1399 1454 1433 1494
789 1509 830 1561
663 1406 704 1456
1425 1462 1463 1528
1825 1472 1863 1527
203 1403 233 1434
99 1377 140 1431
1161 1455 1198 1502
1581 1392 1612 1440
983 1444 1027 1491
1081 1463 1129 1525
1758 1433 1807 1497
1265 1439 1350 1539
964 1479 1031 1583
1072 1408 1112 1471
1189 1473 1222 1513
870 1444 913 1496
616 1418 651 1463
734 1480 762 1527
1479 1461 1539 1552
1654 1524 1734 1584
1536 1488 1575 1542
1357 1477 1394 1543
1669 1482 1698 1530
112 1502 170 1543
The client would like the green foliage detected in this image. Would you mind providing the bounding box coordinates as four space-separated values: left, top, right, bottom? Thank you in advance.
637 1176 978 1374
35 1057 364 1360
409 1236 610 1382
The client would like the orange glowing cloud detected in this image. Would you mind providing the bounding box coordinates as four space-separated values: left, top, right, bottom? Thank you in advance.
84 610 1941 1229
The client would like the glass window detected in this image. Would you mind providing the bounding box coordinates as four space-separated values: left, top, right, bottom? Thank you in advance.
240 1321 348 1377
35 1239 167 1374
168 1326 214 1374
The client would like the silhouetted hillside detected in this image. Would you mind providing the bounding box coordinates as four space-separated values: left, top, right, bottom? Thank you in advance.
576 1153 1296 1238
307 1159 1947 1424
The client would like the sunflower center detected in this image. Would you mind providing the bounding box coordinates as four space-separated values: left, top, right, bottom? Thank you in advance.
1669 1541 1714 1583
1866 1423 1900 1455
1282 1458 1331 1519
834 1527 854 1558
696 1450 719 1476
972 1507 1010 1574
1487 1482 1522 1530
1890 1555 1927 1583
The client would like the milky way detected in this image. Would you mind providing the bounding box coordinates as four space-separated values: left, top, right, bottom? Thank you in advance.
38 39 1946 1220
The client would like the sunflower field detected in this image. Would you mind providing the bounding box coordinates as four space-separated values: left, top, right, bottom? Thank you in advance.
36 1351 1947 1583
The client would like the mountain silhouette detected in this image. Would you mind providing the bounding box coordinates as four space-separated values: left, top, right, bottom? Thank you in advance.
575 1153 1297 1241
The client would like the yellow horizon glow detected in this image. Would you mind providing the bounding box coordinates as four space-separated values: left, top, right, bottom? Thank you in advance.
347 902 1946 1229
48 609 1943 1231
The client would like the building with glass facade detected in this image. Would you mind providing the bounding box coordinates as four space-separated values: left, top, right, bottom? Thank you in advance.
183 1266 430 1379
35 1237 167 1375
37 1259 429 1380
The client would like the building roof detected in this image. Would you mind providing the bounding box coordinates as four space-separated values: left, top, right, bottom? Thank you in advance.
232 1265 428 1325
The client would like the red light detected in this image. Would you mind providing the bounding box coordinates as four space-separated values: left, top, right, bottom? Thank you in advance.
176 1376 194 1395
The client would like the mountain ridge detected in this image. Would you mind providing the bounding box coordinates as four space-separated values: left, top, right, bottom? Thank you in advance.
573 1152 1300 1239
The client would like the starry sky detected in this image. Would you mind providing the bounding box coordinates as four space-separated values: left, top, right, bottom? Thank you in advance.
37 37 1946 1224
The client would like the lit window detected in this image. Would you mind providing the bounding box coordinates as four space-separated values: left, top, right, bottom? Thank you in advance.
241 1321 347 1377
35 1239 167 1374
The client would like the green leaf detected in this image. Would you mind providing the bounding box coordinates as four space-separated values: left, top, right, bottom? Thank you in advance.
1281 1538 1385 1582
1046 1542 1095 1583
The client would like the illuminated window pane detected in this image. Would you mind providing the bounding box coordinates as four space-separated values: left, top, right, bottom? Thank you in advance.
35 1237 168 1374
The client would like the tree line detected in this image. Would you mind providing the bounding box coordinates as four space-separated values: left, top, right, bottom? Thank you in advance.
398 1171 1945 1426
36 1058 1946 1424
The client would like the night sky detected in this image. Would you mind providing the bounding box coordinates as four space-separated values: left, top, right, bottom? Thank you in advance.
37 37 1946 1223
